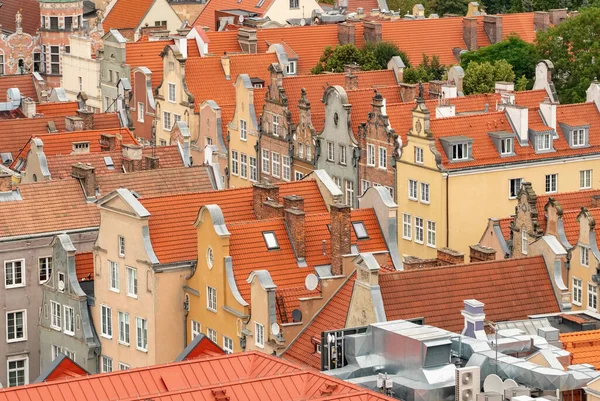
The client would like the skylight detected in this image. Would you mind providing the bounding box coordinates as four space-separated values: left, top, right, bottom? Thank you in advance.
104 156 115 170
263 231 279 250
352 222 369 239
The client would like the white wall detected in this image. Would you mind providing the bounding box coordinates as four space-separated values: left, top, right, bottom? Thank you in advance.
137 0 182 40
61 36 102 111
263 0 323 24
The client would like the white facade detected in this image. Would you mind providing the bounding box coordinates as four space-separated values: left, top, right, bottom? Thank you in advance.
61 36 102 112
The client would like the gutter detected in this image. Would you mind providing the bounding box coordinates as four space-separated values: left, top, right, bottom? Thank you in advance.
0 226 99 243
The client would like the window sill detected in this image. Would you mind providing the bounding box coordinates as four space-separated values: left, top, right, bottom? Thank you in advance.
207 308 217 313
581 186 592 190
109 288 120 294
136 347 148 353
127 294 138 299
427 244 437 249
5 284 25 290
240 138 247 142
408 197 418 202
6 338 26 344
64 331 75 337
402 236 412 241
137 120 145 123
101 334 112 340
255 343 264 349
118 341 130 347
587 307 598 313
420 201 430 205
50 325 61 332
415 241 424 245
378 167 387 171
572 301 582 307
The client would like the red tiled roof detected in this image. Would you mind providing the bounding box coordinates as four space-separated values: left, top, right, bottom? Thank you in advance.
0 351 394 401
126 40 174 89
276 286 321 324
40 356 88 383
501 13 536 42
103 0 155 30
347 0 380 12
379 256 560 333
284 274 355 369
561 329 600 369
193 0 276 31
499 217 512 240
75 252 94 282
0 75 38 102
0 0 40 35
179 334 226 361
347 85 402 127
36 102 80 117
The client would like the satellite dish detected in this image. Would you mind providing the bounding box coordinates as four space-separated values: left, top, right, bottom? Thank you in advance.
503 379 518 390
239 15 244 23
58 280 65 291
271 322 280 336
483 374 503 394
300 18 306 26
292 309 302 322
305 274 319 291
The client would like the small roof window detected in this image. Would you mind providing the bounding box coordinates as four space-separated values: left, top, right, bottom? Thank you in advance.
104 156 115 170
352 222 369 239
263 231 279 250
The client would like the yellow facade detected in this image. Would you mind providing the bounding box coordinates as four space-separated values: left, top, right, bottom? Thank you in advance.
566 210 598 313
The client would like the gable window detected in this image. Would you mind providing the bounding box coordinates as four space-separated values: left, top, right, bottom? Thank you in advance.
282 156 291 181
250 156 258 182
168 83 176 103
361 179 371 195
262 149 270 174
109 261 119 292
452 143 468 161
427 221 436 247
57 272 66 292
263 231 279 250
136 317 148 351
137 102 144 122
345 180 354 206
6 310 26 342
415 147 424 164
272 152 281 178
414 217 424 244
231 150 239 176
223 336 234 354
0 54 4 75
118 236 125 257
72 142 90 153
420 183 430 204
127 267 137 298
298 143 304 158
101 305 112 338
119 363 130 371
163 111 172 131
408 179 418 201
367 144 376 166
352 222 368 239
521 230 528 255
240 154 248 179
50 46 60 75
588 284 598 312
378 147 387 169
402 213 412 240
50 301 61 330
306 143 312 160
272 114 280 136
207 286 217 311
581 246 590 267
191 320 201 339
327 142 335 162
39 257 52 283
5 260 25 288
101 355 112 373
501 138 513 155
536 133 551 151
255 322 265 348
573 278 583 305
295 171 304 181
207 328 217 342
573 129 586 147
64 306 74 335
286 60 297 75
118 311 130 345
509 178 523 199
340 145 347 165
581 170 592 189
290 0 299 8
7 357 28 387
545 173 557 193
240 119 247 140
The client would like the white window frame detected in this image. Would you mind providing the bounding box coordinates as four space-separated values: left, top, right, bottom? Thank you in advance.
426 220 436 248
262 149 270 174
137 102 144 122
250 156 258 182
509 178 523 199
136 317 148 352
378 146 387 169
63 305 74 336
50 301 61 331
286 60 297 74
282 155 291 181
100 304 112 339
6 310 26 343
240 153 248 179
452 143 469 161
415 147 424 164
327 142 334 162
414 217 424 244
118 311 130 345
545 173 557 193
298 143 304 159
272 152 281 178
573 277 583 306
581 169 592 189
500 137 513 155
126 267 137 298
255 322 264 348
345 180 354 206
295 171 304 181
572 129 585 147
581 246 590 267
163 111 172 131
240 119 247 141
207 327 217 343
207 286 217 312
231 150 239 176
420 183 430 204
522 230 528 255
109 261 119 292
340 145 347 165
361 179 371 195
223 335 233 354
118 236 125 257
588 283 598 312
101 355 112 373
537 133 551 151
191 320 201 339
39 256 52 284
272 114 280 136
408 180 418 201
168 82 176 103
118 362 130 371
7 356 28 387
367 144 375 166
402 213 412 240
5 259 25 289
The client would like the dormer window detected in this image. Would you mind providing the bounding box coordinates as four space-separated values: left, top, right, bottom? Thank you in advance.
573 129 585 146
286 60 297 76
559 122 589 149
440 136 473 162
488 131 516 157
536 133 551 151
452 144 468 160
263 231 279 250
72 142 90 154
501 138 513 155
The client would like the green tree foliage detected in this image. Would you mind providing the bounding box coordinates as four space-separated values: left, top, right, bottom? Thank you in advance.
311 42 409 74
404 54 446 83
365 41 412 69
429 0 469 15
536 6 600 103
460 35 538 89
387 0 431 15
515 75 529 91
463 60 516 94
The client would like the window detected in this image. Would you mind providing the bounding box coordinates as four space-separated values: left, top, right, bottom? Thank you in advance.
64 306 74 335
207 328 217 343
286 60 297 75
272 152 281 178
345 180 354 206
101 305 112 338
255 322 264 347
39 257 52 283
573 129 586 147
427 221 436 247
51 301 61 330
327 142 334 161
6 311 26 342
50 46 59 75
367 144 375 166
545 174 557 193
386 186 394 199
579 246 591 267
118 311 130 345
249 156 257 182
352 222 368 239
109 261 119 292
206 137 213 146
137 102 144 122
223 336 233 354
168 83 176 103
72 142 90 153
306 143 312 160
101 355 112 373
420 183 430 204
207 247 214 268
191 320 201 339
64 16 73 30
159 139 167 146
7 357 27 387
340 145 347 165
5 260 24 288
0 55 5 75
589 284 598 312
298 143 304 158
262 149 270 174
402 214 412 240
378 147 387 169
415 147 424 164
536 133 551 151
408 179 418 201
78 76 83 92
33 52 41 73
501 138 513 155
50 17 58 30
57 272 65 291
414 217 424 244
240 119 247 140
231 150 239 176
333 176 342 190
451 143 468 161
361 179 371 195
573 278 583 305
295 171 304 181
136 317 148 351
509 178 523 199
282 155 291 181
118 236 125 257
272 114 280 136
118 363 130 371
521 230 528 255
581 170 592 189
207 286 217 311
163 111 172 131
240 154 248 179
263 231 279 250
127 267 137 297
51 345 62 361
155 20 167 27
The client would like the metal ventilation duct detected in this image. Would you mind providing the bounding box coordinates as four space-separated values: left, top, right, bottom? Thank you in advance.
0 88 21 112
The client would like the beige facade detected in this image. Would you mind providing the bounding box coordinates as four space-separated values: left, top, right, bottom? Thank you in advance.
262 0 322 25
61 36 102 112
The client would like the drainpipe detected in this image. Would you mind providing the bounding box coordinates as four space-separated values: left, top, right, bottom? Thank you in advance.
445 172 450 248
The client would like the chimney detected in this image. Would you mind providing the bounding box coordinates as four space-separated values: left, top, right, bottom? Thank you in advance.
100 134 117 152
253 182 283 220
144 155 160 170
65 116 84 132
539 98 557 131
494 81 514 94
592 195 600 208
221 55 231 80
122 143 143 172
268 63 284 97
448 66 465 95
148 29 170 40
469 244 497 263
549 9 567 25
436 248 464 265
387 56 405 83
587 79 600 112
71 163 96 197
441 84 458 99
284 196 306 259
21 98 37 118
399 83 417 102
238 28 258 54
436 103 456 118
534 11 550 32
504 105 529 144
371 90 384 116
76 108 94 130
363 21 382 44
461 300 487 340
338 23 355 45
467 2 480 16
428 80 444 98
344 63 360 90
0 173 12 192
483 15 502 44
330 202 351 276
463 17 478 51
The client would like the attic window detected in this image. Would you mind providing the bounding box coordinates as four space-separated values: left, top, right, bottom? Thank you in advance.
352 222 369 239
257 0 266 6
0 152 13 165
72 142 90 153
104 156 115 170
263 231 279 250
452 144 468 160
439 136 473 162
488 131 516 157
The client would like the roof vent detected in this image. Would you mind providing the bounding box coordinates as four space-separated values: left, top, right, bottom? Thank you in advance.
212 389 230 401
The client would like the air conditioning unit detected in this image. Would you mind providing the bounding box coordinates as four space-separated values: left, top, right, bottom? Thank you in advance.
476 393 503 401
505 387 531 400
456 367 481 401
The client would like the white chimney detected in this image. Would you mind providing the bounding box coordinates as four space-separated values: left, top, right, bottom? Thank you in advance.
586 80 600 112
441 84 457 99
539 99 557 131
175 36 188 59
495 81 514 94
436 104 456 118
505 105 529 145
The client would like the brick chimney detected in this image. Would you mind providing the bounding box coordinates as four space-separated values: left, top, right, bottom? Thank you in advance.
338 23 355 45
549 9 567 25
483 15 502 44
144 155 160 170
268 63 284 99
71 163 96 197
463 17 478 51
363 21 382 44
469 244 497 263
344 63 360 91
371 90 384 116
65 116 84 132
284 196 306 259
76 108 94 130
122 143 143 172
238 27 258 54
399 83 417 102
592 195 600 208
100 134 117 152
0 173 12 192
534 11 550 32
436 248 465 265
253 182 283 220
330 202 351 276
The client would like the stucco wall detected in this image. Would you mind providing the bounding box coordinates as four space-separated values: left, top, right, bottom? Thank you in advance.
262 0 322 24
62 36 101 111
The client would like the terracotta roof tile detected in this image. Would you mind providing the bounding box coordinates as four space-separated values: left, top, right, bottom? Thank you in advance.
103 0 155 30
0 0 39 35
276 286 321 324
501 13 536 42
347 0 380 12
36 102 80 117
0 75 38 102
126 40 174 89
499 217 512 240
561 329 600 369
379 256 560 333
75 252 94 282
192 0 276 31
40 355 89 383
